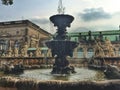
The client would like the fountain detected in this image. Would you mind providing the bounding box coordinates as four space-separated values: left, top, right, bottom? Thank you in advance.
0 1 120 90
46 0 78 75
0 0 106 80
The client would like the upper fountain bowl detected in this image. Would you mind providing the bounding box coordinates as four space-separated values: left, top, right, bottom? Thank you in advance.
50 14 74 28
46 40 78 57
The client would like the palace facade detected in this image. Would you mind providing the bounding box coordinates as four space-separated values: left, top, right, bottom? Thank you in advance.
1 20 120 59
0 20 51 57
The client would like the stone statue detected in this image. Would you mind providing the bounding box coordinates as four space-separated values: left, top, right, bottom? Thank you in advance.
35 47 41 57
104 37 115 57
13 47 18 57
20 42 28 57
24 43 28 57
94 37 115 57
104 64 120 79
47 49 52 57
7 47 12 57
94 40 105 57
29 52 33 57
30 38 39 48
20 48 25 57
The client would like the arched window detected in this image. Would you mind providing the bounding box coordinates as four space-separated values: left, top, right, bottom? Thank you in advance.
0 40 7 50
77 48 83 58
0 40 8 55
87 48 94 58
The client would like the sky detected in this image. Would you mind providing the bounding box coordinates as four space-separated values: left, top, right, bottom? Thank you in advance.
0 0 120 33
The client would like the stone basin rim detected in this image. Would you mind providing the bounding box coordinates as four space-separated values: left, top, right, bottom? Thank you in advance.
0 76 120 90
0 76 120 83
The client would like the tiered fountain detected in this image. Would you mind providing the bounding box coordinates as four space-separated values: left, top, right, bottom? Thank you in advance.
0 1 120 90
46 0 78 75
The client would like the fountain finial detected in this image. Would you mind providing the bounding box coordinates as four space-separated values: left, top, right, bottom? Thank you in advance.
57 0 65 14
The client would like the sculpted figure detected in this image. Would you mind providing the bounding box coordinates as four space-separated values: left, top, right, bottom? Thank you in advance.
104 37 115 57
94 40 104 57
20 42 28 57
13 47 18 57
35 47 41 57
7 47 12 57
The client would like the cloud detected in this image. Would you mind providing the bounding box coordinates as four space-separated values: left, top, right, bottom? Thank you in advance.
30 18 49 24
69 25 118 33
69 11 120 32
29 17 55 34
69 27 97 33
79 7 112 21
71 27 90 32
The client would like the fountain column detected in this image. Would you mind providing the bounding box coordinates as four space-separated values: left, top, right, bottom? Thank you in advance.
45 0 78 74
46 14 78 74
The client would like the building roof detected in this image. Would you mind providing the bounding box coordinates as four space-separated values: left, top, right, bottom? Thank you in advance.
0 20 52 36
68 30 120 37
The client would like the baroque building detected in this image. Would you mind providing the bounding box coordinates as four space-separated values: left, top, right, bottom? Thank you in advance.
0 20 51 57
68 30 120 58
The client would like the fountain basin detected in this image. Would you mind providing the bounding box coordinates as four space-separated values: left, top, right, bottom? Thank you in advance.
50 14 74 28
46 40 78 57
19 68 105 81
0 76 120 90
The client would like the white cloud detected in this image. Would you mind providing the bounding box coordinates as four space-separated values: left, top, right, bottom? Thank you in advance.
71 13 120 32
1 0 119 34
79 7 111 21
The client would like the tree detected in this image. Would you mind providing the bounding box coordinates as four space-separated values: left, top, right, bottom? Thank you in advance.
1 0 13 5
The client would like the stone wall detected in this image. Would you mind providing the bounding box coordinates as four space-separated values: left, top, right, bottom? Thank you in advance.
0 77 120 90
0 87 17 90
0 57 86 65
0 57 54 66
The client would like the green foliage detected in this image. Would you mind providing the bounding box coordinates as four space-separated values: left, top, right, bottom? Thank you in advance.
1 0 13 5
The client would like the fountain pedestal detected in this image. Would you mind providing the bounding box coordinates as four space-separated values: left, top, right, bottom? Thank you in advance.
46 14 78 74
